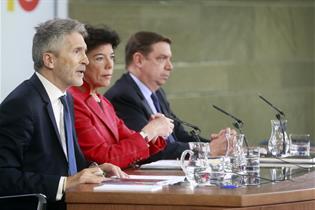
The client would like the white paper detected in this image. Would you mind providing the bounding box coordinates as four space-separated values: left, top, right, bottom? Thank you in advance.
93 174 185 192
128 175 185 185
94 184 162 192
140 160 181 169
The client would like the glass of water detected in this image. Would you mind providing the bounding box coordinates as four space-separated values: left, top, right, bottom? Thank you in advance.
244 147 260 186
289 134 311 156
208 156 225 186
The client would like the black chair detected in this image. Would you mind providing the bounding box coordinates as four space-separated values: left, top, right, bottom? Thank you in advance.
0 193 47 210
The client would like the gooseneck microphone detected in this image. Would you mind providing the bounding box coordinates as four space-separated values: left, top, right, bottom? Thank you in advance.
165 114 202 142
212 105 243 129
258 95 285 118
258 95 287 155
211 104 249 149
167 115 200 132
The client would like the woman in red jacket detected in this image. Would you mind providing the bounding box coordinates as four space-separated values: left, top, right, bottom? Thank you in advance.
69 25 173 169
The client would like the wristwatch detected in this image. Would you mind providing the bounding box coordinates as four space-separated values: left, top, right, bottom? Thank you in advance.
139 130 149 142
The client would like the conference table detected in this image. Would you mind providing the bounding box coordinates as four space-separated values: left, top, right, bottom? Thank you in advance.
66 162 315 210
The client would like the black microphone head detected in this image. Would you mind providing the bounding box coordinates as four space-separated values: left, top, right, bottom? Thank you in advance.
233 121 243 130
232 122 240 129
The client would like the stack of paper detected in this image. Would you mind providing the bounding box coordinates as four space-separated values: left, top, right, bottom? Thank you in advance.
93 175 185 192
140 160 181 170
128 175 185 185
94 184 162 192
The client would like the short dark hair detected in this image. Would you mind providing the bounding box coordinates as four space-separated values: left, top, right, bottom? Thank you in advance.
84 24 120 53
125 31 171 67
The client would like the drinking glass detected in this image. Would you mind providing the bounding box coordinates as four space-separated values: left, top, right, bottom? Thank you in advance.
244 147 260 186
289 134 311 156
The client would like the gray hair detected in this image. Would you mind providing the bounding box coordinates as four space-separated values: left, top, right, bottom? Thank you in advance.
32 18 87 71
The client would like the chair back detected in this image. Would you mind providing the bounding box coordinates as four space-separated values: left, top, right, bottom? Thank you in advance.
0 193 47 210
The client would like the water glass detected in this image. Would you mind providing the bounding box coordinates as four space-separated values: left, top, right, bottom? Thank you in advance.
224 134 246 174
289 134 311 156
244 147 260 186
208 156 225 186
221 173 245 188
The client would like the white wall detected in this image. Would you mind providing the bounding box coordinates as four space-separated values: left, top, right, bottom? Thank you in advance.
0 0 68 102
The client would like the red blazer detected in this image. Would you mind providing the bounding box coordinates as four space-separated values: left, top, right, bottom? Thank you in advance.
69 82 166 169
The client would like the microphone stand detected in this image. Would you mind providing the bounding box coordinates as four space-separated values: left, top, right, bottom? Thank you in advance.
276 113 287 156
258 95 287 156
190 129 202 142
212 105 249 149
165 114 202 142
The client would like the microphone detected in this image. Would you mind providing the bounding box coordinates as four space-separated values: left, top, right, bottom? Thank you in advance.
165 114 200 132
212 105 244 129
258 95 285 118
258 94 287 155
211 104 249 148
165 114 202 142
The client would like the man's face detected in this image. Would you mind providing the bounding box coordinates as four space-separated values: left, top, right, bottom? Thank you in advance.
51 32 89 91
139 42 173 91
84 43 115 89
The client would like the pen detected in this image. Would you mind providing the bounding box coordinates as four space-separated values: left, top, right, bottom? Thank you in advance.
221 184 238 189
89 162 106 178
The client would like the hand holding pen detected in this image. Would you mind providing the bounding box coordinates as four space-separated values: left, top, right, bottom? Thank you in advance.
97 162 129 178
64 162 129 190
89 162 106 178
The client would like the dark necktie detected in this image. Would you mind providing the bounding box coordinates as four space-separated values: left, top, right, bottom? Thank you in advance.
151 92 175 143
60 95 78 176
151 92 162 113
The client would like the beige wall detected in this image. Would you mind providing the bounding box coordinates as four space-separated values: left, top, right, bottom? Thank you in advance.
69 0 315 145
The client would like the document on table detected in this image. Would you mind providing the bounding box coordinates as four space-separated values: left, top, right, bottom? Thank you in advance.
93 175 185 192
128 175 185 185
140 160 182 169
140 159 222 170
260 154 315 165
94 184 162 192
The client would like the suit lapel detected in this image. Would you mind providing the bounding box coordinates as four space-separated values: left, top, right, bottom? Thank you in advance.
30 74 69 163
124 73 154 115
30 74 62 145
141 99 154 115
86 96 119 140
46 103 62 143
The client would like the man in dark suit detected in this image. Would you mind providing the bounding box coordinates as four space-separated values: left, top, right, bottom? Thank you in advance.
0 18 126 210
105 31 228 162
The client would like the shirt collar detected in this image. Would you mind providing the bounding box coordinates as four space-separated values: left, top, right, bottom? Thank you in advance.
129 72 153 100
36 72 66 102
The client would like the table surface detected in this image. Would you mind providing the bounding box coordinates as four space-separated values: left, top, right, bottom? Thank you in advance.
66 166 315 208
